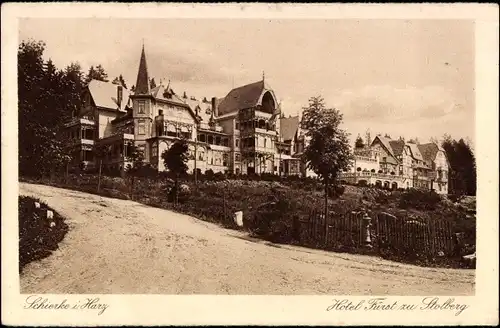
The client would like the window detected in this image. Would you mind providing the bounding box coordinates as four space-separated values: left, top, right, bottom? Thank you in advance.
83 150 94 162
235 153 241 162
223 153 229 166
264 138 267 148
235 122 239 130
138 120 146 135
199 152 204 161
235 138 240 147
138 101 146 114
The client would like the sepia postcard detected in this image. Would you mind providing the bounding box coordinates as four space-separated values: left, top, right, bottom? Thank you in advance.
1 3 499 326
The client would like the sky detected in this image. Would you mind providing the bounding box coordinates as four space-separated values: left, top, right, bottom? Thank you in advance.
19 18 475 146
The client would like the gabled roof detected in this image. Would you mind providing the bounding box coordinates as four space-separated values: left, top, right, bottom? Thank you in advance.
87 80 130 112
407 142 424 161
372 136 396 158
418 143 440 162
151 84 187 106
388 140 405 157
280 116 299 142
183 97 212 123
217 80 275 115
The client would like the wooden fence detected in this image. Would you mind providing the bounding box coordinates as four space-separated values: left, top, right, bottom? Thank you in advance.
294 210 456 258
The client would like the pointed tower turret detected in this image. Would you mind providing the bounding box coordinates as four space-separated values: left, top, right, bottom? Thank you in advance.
130 43 154 148
135 44 150 95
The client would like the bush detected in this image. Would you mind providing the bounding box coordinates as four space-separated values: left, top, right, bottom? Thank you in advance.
327 184 345 198
205 169 215 180
246 192 304 243
448 194 466 203
214 172 225 181
399 188 442 210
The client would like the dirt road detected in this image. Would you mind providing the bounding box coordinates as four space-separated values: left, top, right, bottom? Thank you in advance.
19 183 475 295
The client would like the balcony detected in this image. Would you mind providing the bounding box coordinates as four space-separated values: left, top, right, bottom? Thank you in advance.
354 155 377 162
65 117 96 127
123 133 134 140
340 171 409 183
254 145 275 154
255 127 277 135
67 138 94 148
81 139 95 146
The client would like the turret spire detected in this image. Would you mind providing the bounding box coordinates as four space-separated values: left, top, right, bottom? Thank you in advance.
134 43 150 95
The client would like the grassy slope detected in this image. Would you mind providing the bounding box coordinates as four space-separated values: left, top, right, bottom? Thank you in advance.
20 174 476 268
19 196 69 273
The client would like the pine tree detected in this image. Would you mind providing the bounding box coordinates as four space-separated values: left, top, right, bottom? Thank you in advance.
442 135 476 196
18 40 84 178
355 135 365 149
150 77 157 89
86 64 108 83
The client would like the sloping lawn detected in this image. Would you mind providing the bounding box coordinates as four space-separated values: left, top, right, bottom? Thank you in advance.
19 196 69 273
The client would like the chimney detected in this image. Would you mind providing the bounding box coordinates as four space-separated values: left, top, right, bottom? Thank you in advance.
117 85 123 107
211 97 218 117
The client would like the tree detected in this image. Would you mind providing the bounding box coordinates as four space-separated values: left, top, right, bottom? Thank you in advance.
125 144 146 199
300 96 353 220
18 40 73 177
355 134 365 149
94 143 112 192
408 137 419 144
442 135 476 196
150 78 157 89
63 62 84 118
130 85 136 93
86 64 108 83
161 139 189 204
